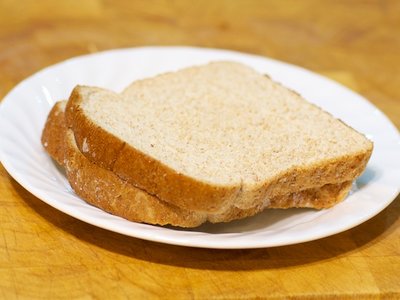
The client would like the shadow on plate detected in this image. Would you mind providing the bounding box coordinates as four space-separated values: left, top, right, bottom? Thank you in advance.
355 167 378 190
170 208 319 234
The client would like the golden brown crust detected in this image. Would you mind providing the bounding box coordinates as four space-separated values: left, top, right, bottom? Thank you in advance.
66 86 372 213
64 130 207 227
65 87 126 169
208 181 353 223
268 181 352 209
43 101 356 227
41 102 67 166
252 151 371 204
113 143 240 212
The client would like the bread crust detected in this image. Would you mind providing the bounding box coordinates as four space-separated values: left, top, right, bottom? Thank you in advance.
44 101 354 227
41 102 66 166
64 129 209 227
66 83 372 213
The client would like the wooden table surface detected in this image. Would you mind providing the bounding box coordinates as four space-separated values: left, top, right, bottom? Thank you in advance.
1 1 399 299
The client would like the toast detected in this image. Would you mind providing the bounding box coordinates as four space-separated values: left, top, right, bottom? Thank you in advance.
42 101 353 227
65 61 373 213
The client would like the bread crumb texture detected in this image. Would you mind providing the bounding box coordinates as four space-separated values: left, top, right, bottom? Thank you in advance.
81 61 372 187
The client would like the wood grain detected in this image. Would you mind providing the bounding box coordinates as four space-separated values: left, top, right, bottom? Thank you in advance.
0 0 399 299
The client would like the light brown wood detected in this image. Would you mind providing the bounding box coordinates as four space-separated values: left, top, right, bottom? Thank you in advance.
0 1 399 298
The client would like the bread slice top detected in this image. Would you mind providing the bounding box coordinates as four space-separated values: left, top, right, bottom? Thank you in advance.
66 61 372 212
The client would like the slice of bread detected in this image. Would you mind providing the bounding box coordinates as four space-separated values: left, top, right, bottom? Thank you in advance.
65 61 372 214
42 101 207 227
42 101 353 227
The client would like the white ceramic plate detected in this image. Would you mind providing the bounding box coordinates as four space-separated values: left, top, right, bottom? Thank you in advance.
1 46 399 249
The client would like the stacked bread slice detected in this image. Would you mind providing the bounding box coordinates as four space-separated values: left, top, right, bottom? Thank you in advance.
41 61 373 227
